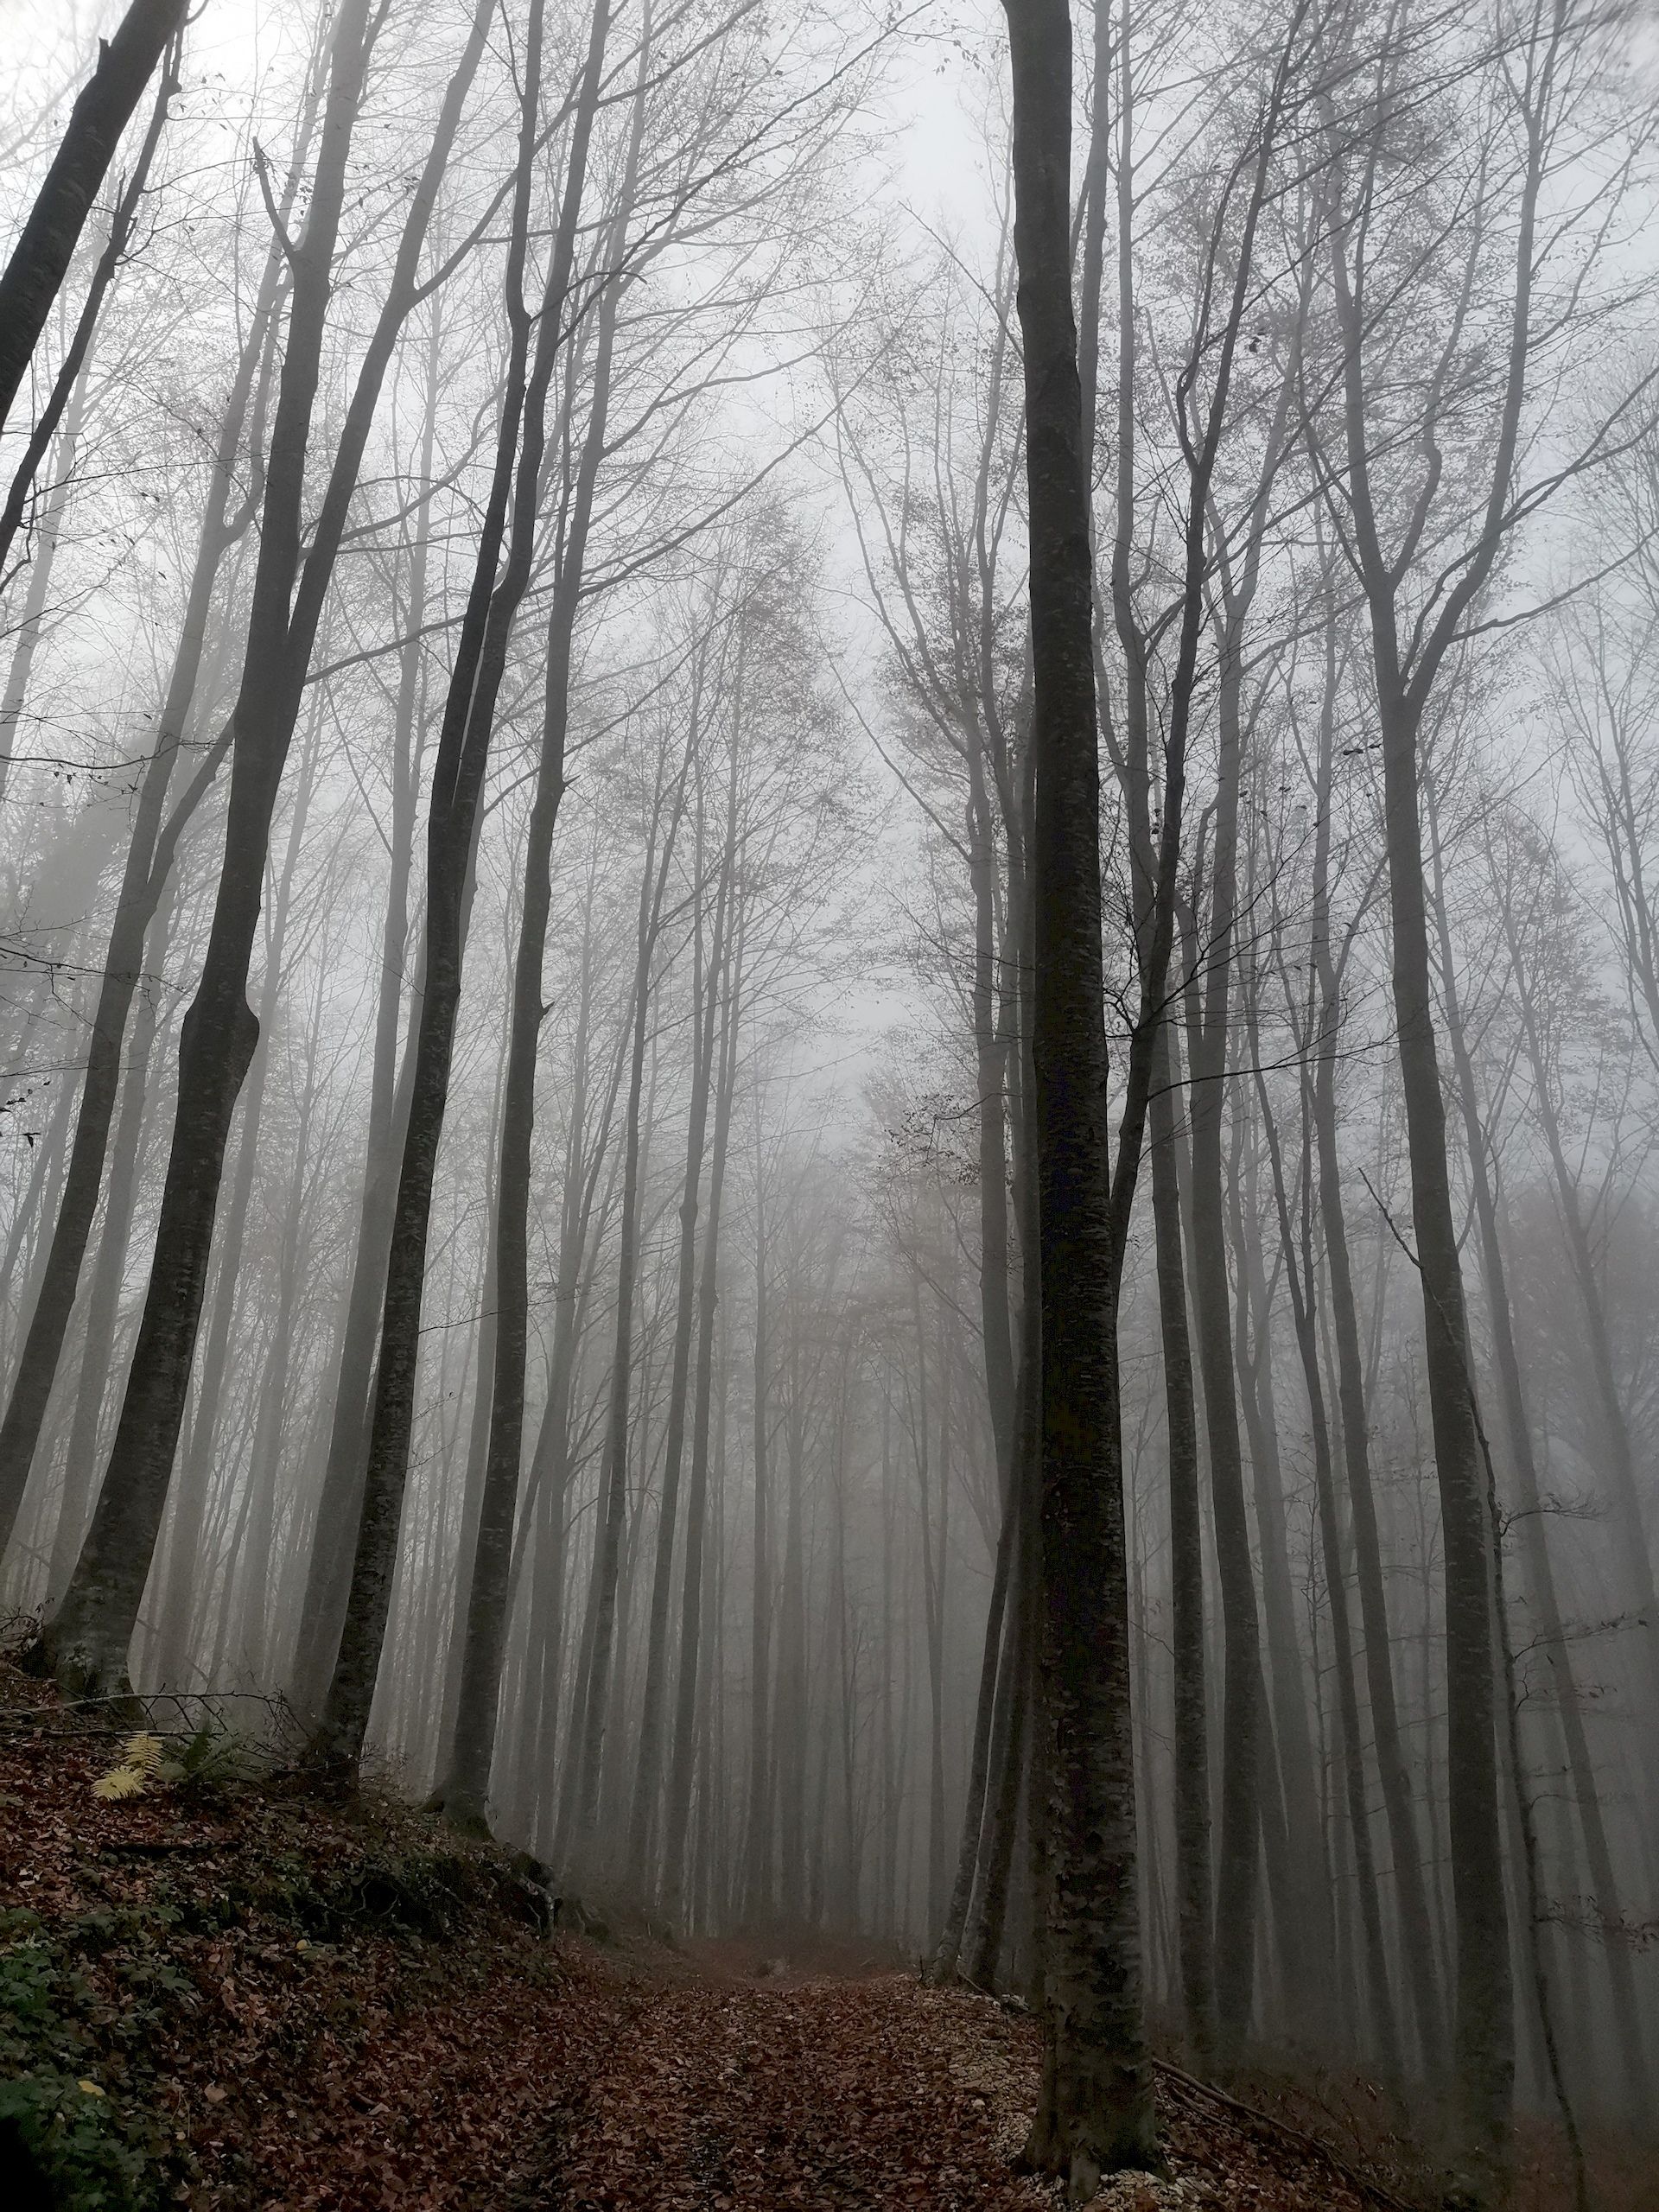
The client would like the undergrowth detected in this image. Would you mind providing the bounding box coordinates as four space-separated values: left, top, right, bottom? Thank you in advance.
0 1897 191 2209
0 1820 543 2209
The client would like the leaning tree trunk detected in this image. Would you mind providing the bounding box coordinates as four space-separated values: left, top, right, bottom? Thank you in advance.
0 0 188 441
290 285 443 1718
312 0 612 1775
0 199 294 1566
45 0 492 1694
0 27 181 593
437 22 637 1831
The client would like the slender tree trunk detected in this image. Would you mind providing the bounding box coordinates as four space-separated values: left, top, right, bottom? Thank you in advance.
1148 1020 1214 2060
291 285 443 1714
314 0 610 1770
1306 628 1446 2073
1230 1109 1326 2029
440 33 641 1828
745 1144 773 1922
1179 716 1261 2065
1429 781 1649 2120
566 741 690 1866
48 879 179 1597
775 1355 809 1923
628 741 724 1881
1254 1065 1403 2082
660 854 744 1925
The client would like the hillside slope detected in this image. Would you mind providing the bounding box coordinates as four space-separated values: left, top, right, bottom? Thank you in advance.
0 1669 1636 2211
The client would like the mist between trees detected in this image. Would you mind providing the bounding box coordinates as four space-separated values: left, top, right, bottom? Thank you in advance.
1 0 1657 2200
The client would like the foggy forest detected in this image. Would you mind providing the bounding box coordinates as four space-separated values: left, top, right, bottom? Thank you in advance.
2 0 1658 2207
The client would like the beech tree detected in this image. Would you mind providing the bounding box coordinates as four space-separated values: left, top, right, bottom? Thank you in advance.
1 0 1657 2193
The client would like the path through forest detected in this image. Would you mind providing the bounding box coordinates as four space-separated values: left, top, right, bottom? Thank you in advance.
2 1669 1629 2212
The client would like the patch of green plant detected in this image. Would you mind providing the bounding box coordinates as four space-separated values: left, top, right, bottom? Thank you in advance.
0 1903 192 2209
91 1719 263 1805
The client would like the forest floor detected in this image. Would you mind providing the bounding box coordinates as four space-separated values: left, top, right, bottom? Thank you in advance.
2 1664 1652 2212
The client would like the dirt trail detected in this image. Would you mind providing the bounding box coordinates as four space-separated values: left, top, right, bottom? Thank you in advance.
4 1681 1561 2212
514 1968 1058 2211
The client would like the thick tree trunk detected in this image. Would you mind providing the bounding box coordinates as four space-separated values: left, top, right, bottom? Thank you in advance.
0 29 181 593
0 0 188 441
1001 0 1156 2183
46 0 488 1694
152 702 320 1688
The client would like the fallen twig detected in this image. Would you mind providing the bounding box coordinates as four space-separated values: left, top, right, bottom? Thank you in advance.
1154 2059 1422 2212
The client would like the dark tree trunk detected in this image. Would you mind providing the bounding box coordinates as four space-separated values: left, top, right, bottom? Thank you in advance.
1376 683 1512 2192
44 0 496 1695
291 285 444 1718
0 0 188 441
45 0 410 1694
0 27 181 599
1001 0 1155 2182
313 0 611 1773
154 702 321 1688
0 187 289 1562
1147 1023 1213 2062
1306 638 1446 2080
48 879 178 1597
437 114 634 1826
